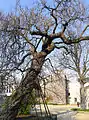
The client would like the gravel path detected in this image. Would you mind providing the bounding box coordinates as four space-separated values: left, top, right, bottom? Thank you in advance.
57 111 77 120
35 104 78 120
74 112 89 120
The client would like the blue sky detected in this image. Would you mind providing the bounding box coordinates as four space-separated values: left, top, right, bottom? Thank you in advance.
0 0 89 13
0 0 38 12
0 0 89 12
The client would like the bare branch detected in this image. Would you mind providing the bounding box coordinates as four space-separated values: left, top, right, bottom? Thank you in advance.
80 25 89 37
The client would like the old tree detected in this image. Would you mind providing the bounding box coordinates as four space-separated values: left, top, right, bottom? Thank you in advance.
0 0 89 119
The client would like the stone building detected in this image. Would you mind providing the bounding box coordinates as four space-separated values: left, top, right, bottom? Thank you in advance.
70 83 80 105
84 84 89 109
42 71 70 104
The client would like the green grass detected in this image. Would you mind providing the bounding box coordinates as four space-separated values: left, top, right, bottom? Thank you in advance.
71 108 89 112
47 103 69 105
47 103 60 105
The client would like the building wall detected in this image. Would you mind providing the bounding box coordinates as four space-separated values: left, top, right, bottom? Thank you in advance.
43 72 67 104
86 88 89 109
69 82 80 104
85 86 89 109
45 81 66 104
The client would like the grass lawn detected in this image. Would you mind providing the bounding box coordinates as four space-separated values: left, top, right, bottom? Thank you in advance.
71 108 89 112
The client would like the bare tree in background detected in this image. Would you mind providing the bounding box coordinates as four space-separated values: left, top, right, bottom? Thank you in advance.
40 68 67 104
0 0 89 119
55 42 89 109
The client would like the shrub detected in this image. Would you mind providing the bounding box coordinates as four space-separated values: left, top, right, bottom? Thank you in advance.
18 90 38 115
71 108 89 112
18 104 31 115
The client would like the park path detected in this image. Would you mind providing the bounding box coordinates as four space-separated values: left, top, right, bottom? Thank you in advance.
47 104 78 114
74 112 89 120
57 111 76 120
34 104 78 120
42 105 77 120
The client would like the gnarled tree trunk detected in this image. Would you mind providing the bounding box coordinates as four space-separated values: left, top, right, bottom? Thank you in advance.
2 52 47 120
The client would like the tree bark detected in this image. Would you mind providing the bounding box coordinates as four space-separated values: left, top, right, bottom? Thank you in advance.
80 82 86 109
2 52 47 120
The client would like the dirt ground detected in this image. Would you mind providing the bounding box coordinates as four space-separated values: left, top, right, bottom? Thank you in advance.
75 112 89 120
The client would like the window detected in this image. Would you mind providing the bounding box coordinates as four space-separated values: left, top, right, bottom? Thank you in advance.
74 98 77 102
